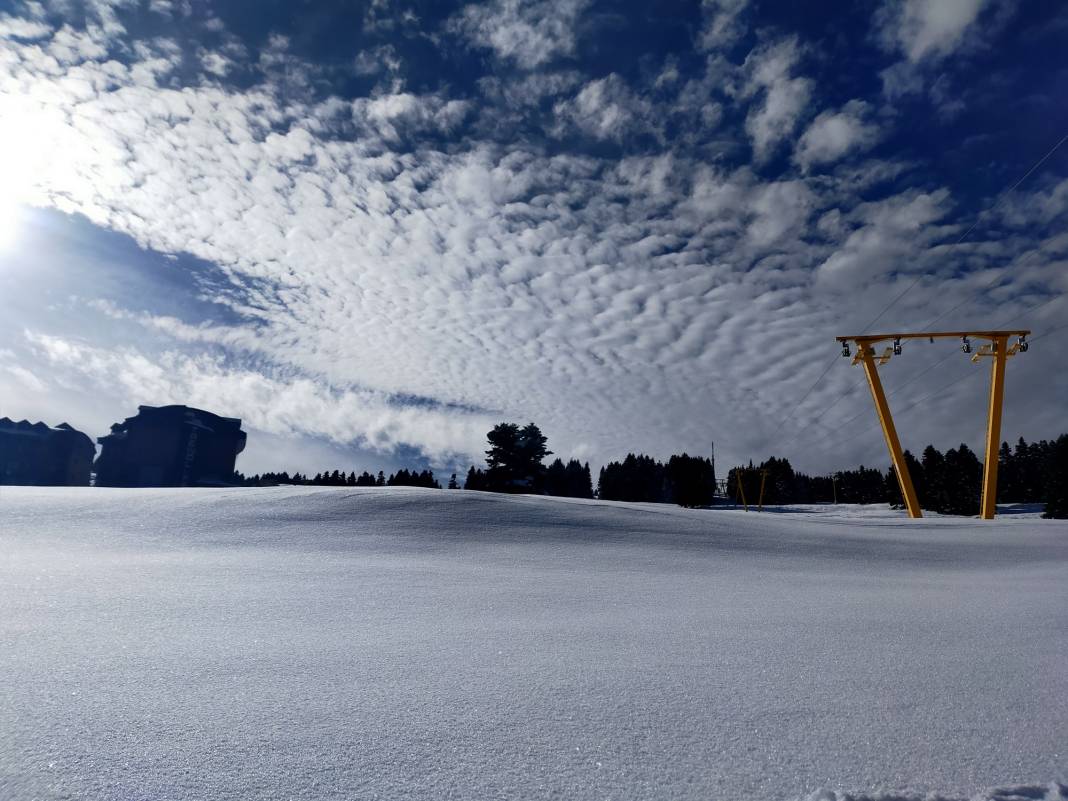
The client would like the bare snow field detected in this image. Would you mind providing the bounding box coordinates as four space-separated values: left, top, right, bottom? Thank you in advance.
1 486 1066 801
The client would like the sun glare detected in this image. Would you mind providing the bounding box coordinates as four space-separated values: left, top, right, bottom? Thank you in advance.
0 194 20 251
0 93 79 252
0 97 40 251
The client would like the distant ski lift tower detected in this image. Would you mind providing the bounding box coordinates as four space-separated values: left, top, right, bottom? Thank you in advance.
834 330 1030 520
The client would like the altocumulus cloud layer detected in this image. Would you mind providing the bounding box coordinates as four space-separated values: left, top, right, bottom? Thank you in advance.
0 0 1066 474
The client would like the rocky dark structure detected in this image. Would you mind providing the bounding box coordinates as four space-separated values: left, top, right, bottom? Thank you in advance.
95 405 247 487
0 418 95 486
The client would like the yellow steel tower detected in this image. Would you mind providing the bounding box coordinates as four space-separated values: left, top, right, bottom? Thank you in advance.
834 330 1030 520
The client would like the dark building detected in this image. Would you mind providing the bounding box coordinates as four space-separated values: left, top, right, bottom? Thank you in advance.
0 418 95 486
95 405 247 487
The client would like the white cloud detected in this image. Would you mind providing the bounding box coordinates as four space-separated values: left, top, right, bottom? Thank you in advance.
747 180 815 247
793 101 881 171
450 0 591 69
697 0 749 51
552 74 658 142
876 0 991 63
354 44 402 78
24 331 494 462
199 49 232 77
0 9 1063 478
356 92 473 142
738 38 812 162
815 189 953 287
0 14 52 39
874 0 1015 103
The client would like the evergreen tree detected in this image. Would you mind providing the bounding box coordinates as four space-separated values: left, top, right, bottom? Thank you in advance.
579 462 594 499
665 453 716 507
942 444 981 515
565 460 594 499
464 466 487 490
448 473 459 489
545 458 595 498
598 454 666 502
1042 434 1068 518
996 441 1016 502
885 450 924 509
485 422 551 492
921 446 948 512
544 458 567 496
1015 437 1044 502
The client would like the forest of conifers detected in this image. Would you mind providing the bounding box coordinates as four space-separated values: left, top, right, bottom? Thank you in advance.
235 424 1068 518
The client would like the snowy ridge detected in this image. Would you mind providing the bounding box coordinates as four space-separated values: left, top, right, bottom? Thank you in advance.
1 487 1066 801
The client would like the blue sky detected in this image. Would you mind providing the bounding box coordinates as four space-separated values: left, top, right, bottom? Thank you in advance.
1 0 1066 478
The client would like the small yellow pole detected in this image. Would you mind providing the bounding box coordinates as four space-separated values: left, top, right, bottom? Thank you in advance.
758 470 768 511
857 343 922 518
980 336 1009 520
737 471 748 511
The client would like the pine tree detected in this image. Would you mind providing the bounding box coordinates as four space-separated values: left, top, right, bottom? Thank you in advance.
996 442 1016 502
580 462 594 499
666 453 715 507
544 458 567 496
598 454 666 502
464 466 487 490
943 444 981 516
484 422 551 493
921 446 948 512
448 473 459 489
1042 434 1068 518
886 450 923 509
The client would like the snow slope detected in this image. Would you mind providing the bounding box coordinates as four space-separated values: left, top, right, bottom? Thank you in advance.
1 486 1066 801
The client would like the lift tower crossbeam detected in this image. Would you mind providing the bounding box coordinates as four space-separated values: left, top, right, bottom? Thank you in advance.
834 329 1030 520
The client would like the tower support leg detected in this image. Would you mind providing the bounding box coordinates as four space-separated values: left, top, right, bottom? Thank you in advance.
980 336 1009 520
858 343 922 518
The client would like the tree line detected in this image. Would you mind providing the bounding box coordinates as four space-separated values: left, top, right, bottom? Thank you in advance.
234 468 441 489
461 422 595 498
234 423 1067 518
598 453 716 507
462 423 718 506
725 435 1067 518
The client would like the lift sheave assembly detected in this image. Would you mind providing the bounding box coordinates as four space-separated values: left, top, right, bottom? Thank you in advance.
835 330 1030 520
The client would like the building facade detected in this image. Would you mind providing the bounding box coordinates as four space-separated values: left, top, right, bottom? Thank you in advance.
95 405 247 487
0 418 95 486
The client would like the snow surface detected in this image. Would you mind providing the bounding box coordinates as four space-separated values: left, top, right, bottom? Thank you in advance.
1 486 1066 801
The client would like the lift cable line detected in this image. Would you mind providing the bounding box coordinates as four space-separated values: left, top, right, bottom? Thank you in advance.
800 355 984 466
785 292 1065 457
994 292 1065 330
922 252 1058 331
836 329 1030 519
781 343 962 453
776 372 867 451
804 310 1063 466
768 131 1065 451
863 130 1068 335
766 355 839 439
813 360 985 461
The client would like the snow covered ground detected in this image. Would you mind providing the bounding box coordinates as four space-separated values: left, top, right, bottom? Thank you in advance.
1 486 1066 801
